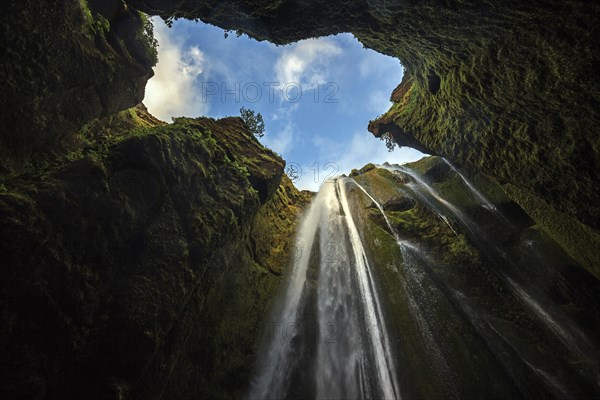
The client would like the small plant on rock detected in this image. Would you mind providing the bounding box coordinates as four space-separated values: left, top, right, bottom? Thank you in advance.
381 132 397 152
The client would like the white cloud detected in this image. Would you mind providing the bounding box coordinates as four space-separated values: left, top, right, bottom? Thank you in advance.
294 167 323 192
270 103 300 122
358 49 403 80
293 132 425 192
274 38 342 88
368 89 393 114
262 122 295 156
144 19 208 121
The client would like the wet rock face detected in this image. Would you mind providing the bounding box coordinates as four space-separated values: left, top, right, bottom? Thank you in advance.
127 0 600 269
383 196 415 212
350 157 600 399
0 0 155 167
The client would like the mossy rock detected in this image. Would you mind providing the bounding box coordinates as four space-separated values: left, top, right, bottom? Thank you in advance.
0 1 157 169
345 158 600 398
0 115 308 399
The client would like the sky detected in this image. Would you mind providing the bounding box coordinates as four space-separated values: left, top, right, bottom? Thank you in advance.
144 18 424 191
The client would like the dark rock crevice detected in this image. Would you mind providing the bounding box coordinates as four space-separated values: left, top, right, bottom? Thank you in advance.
0 0 156 169
427 70 441 94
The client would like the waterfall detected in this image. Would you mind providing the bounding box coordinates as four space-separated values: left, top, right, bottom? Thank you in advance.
377 161 600 396
392 164 597 354
349 179 401 243
248 161 599 399
378 164 474 234
440 158 499 212
350 178 459 398
247 179 400 400
247 182 331 400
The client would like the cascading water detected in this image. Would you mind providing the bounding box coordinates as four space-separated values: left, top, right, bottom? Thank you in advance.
440 158 500 213
350 179 460 398
385 164 599 352
248 159 600 400
247 179 400 400
378 161 600 397
247 182 326 400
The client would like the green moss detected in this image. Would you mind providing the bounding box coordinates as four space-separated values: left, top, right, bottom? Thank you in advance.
78 0 94 27
504 183 600 279
0 113 307 399
249 174 312 275
346 179 515 399
352 166 405 203
65 149 85 162
138 13 159 66
404 156 442 176
0 1 159 169
448 234 479 264
352 160 483 269
80 4 110 37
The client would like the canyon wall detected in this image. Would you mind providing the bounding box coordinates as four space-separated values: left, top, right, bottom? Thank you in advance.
0 0 156 168
0 109 310 399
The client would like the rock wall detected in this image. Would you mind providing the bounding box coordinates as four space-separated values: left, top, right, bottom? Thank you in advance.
349 158 600 398
0 0 156 169
0 112 309 399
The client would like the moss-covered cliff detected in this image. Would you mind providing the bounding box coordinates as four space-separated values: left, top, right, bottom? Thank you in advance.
0 0 156 169
0 113 309 399
346 157 600 399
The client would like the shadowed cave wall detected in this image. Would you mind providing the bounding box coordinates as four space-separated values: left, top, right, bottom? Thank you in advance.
0 1 600 398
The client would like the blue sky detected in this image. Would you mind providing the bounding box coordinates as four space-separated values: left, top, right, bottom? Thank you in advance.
144 19 424 191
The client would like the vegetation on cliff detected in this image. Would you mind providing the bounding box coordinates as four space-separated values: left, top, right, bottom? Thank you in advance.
0 113 309 399
346 157 600 399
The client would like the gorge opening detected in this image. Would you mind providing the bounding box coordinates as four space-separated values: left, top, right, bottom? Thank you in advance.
142 18 425 191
